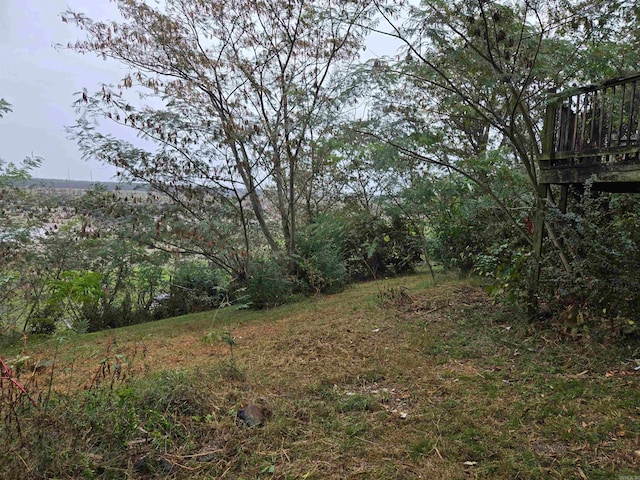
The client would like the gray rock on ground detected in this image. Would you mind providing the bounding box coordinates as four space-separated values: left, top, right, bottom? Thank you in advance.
236 404 264 428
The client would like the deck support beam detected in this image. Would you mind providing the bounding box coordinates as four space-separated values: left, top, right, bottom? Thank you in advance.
530 183 549 312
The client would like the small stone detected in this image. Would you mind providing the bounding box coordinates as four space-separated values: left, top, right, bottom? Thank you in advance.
134 457 150 473
134 456 172 475
237 404 264 428
158 458 173 473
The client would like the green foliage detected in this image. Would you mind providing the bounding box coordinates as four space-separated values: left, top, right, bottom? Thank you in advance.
49 270 105 332
431 196 482 273
0 156 42 188
425 153 532 276
0 156 46 335
27 305 60 335
29 231 174 332
295 216 347 294
539 189 640 331
342 210 422 280
133 262 167 312
159 261 228 317
246 257 292 309
0 98 11 118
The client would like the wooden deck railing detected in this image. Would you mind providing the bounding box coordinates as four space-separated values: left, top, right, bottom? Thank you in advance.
539 72 640 187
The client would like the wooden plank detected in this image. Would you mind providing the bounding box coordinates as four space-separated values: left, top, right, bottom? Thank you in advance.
541 97 557 158
539 162 640 185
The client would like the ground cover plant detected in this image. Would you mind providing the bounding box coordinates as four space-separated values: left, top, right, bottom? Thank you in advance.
1 271 639 479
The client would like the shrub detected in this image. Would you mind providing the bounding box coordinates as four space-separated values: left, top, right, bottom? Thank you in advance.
246 257 292 309
430 196 496 274
342 211 422 281
296 216 348 294
161 261 228 317
538 189 640 330
385 215 423 275
24 302 62 335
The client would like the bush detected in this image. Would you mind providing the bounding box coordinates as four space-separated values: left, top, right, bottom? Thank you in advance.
246 257 292 309
27 316 57 335
342 211 422 281
25 304 61 335
296 216 348 294
160 261 228 317
82 300 147 332
430 196 497 274
538 189 640 330
385 215 423 275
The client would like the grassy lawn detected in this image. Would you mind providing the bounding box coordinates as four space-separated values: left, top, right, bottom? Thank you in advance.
2 272 639 479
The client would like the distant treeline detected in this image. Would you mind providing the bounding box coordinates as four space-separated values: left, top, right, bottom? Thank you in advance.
19 178 148 192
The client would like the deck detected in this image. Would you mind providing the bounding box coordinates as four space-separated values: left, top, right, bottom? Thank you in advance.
539 72 640 192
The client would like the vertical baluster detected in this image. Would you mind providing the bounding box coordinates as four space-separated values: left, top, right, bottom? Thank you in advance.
606 86 615 161
617 82 626 148
599 87 606 152
579 92 588 153
572 93 580 156
543 96 558 164
560 98 569 153
636 80 640 148
628 80 637 147
589 89 598 151
553 102 561 154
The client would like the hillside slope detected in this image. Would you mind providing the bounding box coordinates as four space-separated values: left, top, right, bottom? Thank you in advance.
2 273 639 479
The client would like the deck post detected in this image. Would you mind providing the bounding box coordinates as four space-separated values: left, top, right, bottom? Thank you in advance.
559 185 569 213
530 183 548 311
529 95 557 310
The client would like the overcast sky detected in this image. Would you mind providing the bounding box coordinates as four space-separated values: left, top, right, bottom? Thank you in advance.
0 1 399 182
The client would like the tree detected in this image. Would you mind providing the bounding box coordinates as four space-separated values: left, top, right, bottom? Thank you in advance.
0 156 45 335
64 0 375 276
359 0 640 301
372 0 638 185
